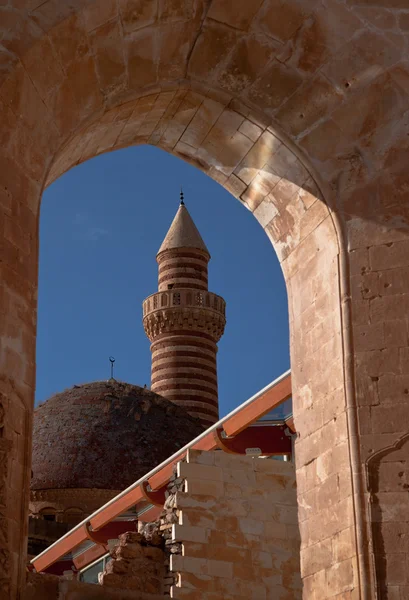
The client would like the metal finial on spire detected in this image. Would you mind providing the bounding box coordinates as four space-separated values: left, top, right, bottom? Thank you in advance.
109 356 115 380
180 187 184 206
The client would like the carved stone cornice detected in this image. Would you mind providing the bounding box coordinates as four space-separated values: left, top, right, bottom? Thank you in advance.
143 305 226 343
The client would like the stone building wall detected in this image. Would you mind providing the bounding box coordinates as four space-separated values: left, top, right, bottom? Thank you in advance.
26 572 166 600
29 488 119 524
28 487 120 558
28 517 70 558
168 449 301 599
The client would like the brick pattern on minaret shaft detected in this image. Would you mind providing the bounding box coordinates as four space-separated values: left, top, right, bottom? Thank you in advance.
142 204 226 427
157 248 209 291
150 331 219 422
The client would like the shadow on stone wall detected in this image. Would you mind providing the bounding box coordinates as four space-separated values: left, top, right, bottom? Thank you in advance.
367 434 409 598
26 572 166 600
28 517 70 557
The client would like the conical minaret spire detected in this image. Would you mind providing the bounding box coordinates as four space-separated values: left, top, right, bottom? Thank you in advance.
143 196 226 426
157 201 209 257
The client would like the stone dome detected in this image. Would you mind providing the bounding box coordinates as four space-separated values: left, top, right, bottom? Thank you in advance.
31 380 205 491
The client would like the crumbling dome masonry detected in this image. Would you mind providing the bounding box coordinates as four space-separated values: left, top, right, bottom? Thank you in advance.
1 0 409 597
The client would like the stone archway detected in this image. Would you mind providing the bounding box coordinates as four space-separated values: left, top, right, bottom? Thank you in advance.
2 1 409 598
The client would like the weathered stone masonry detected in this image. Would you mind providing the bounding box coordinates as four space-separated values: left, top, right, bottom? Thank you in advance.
2 0 409 597
168 449 301 599
101 531 166 595
26 450 300 600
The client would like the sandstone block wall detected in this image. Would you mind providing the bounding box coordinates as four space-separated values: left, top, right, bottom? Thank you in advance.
168 449 301 600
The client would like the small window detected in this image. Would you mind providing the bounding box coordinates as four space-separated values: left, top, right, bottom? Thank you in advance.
65 507 83 526
168 284 174 290
40 508 56 522
43 514 55 522
173 293 181 306
196 293 203 306
79 553 112 585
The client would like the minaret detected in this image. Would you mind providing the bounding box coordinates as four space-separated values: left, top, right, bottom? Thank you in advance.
143 193 226 427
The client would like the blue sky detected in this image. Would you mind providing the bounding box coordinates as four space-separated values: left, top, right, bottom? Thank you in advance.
37 145 289 417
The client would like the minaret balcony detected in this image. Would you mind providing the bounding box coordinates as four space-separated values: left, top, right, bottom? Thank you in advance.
143 290 226 342
143 290 226 318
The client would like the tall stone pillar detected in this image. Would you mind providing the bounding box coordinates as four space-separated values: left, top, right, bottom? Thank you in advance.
0 151 41 599
143 198 226 427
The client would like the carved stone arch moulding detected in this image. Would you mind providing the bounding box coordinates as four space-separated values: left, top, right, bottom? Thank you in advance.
0 79 351 598
366 432 409 599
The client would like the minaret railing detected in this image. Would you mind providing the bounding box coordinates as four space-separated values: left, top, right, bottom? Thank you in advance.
143 290 226 317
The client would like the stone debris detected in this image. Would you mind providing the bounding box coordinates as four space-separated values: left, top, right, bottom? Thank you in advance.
100 465 185 596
